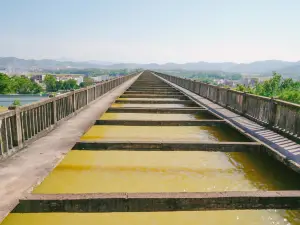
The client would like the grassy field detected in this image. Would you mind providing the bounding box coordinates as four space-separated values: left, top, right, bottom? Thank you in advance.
0 106 8 112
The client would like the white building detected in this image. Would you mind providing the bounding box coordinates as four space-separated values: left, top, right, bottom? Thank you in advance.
56 75 84 85
91 75 110 82
74 76 84 85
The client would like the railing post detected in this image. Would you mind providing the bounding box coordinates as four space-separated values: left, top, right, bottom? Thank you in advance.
215 88 220 103
269 97 277 128
206 84 210 99
86 87 89 105
15 107 23 148
192 80 196 93
8 106 23 148
242 92 248 115
73 90 76 112
49 95 57 124
225 88 230 108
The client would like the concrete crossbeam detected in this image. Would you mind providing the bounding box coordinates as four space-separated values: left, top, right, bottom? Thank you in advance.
115 99 196 105
128 88 175 91
94 120 224 126
125 91 181 94
115 100 195 104
72 141 260 151
120 95 188 99
13 191 300 213
106 107 206 113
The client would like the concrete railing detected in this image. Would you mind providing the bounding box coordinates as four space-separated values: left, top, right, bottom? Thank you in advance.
0 72 139 159
155 71 300 143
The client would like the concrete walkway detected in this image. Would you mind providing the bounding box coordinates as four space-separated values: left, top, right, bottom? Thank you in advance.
157 75 300 173
0 75 138 222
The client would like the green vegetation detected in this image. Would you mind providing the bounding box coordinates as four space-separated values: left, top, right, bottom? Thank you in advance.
44 74 79 92
168 70 242 84
0 73 42 94
80 76 95 88
44 68 134 76
0 73 80 94
43 75 56 92
235 72 300 104
12 99 21 106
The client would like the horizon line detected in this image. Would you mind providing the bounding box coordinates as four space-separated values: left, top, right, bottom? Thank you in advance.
1 56 300 65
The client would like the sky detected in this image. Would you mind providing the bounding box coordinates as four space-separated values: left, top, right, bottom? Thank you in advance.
1 0 300 63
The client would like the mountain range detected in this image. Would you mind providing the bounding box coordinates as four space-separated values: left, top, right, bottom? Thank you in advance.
1 57 300 77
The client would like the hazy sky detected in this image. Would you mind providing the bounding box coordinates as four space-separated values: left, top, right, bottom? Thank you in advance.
1 0 300 63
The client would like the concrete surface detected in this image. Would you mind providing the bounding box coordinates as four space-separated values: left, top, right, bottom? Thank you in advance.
157 74 300 173
0 75 138 222
14 191 300 212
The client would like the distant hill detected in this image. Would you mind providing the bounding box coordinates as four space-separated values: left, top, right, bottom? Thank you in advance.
224 60 296 74
102 60 300 76
1 57 300 77
275 62 300 78
0 57 101 70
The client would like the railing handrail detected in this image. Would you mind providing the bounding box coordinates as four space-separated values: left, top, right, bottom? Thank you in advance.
0 74 136 118
154 71 300 143
0 71 140 159
155 71 300 108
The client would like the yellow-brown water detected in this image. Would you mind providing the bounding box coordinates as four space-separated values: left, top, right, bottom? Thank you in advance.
2 211 300 225
80 125 250 142
118 97 183 101
3 73 300 225
112 103 198 108
33 151 300 194
100 112 219 120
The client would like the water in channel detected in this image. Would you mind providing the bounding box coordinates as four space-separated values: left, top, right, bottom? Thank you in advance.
2 72 300 225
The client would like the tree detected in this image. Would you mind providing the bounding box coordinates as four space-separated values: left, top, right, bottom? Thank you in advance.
0 73 44 94
65 79 78 90
55 80 63 91
234 72 300 104
278 90 300 104
80 76 94 87
0 73 13 94
44 75 57 92
229 74 242 80
12 99 21 106
32 82 43 94
13 76 34 94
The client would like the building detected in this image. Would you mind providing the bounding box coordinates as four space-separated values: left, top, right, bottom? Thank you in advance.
31 74 46 83
223 80 234 87
91 75 110 82
74 76 84 85
213 79 225 85
56 75 84 85
242 78 260 87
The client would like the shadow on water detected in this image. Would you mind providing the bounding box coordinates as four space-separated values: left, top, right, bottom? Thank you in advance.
193 111 221 120
200 124 254 142
227 151 300 224
227 151 300 189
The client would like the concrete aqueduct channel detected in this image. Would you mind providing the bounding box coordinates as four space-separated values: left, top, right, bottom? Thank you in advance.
1 71 300 225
